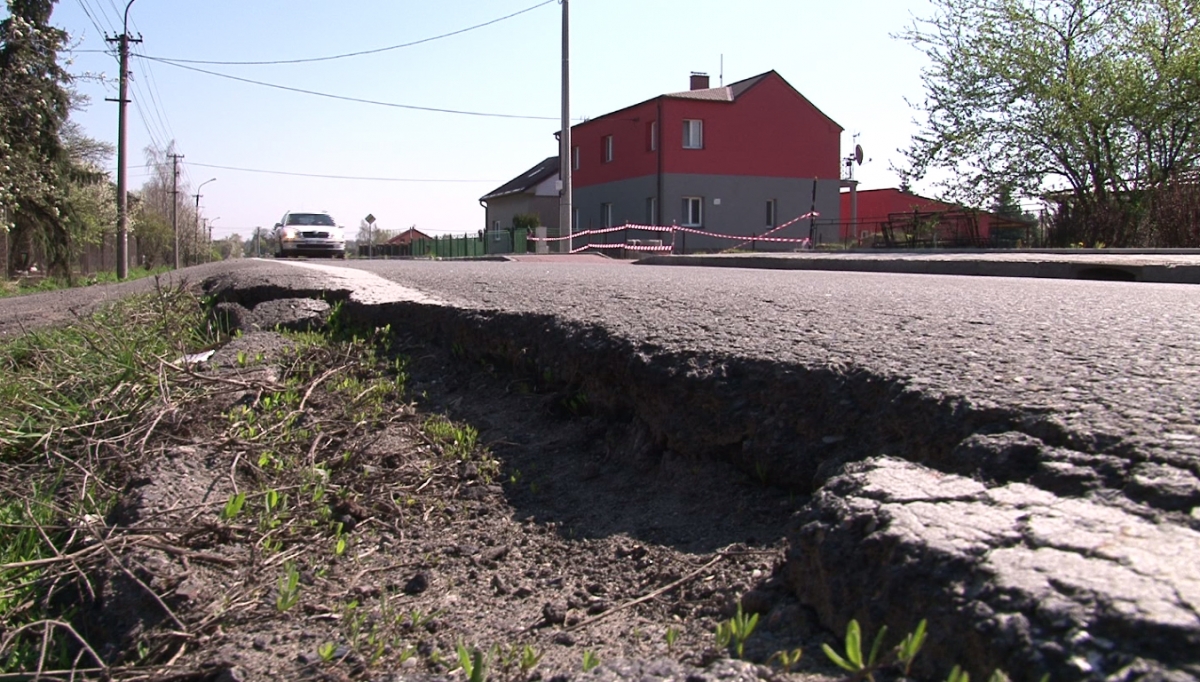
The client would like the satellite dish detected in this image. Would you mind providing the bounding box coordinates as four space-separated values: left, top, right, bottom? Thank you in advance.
855 144 864 165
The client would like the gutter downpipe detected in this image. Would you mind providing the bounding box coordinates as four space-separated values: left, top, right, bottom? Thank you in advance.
656 98 665 249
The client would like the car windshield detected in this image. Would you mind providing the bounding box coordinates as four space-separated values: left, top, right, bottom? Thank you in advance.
286 213 335 227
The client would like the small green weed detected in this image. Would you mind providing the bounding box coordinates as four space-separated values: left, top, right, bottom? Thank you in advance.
771 648 803 672
456 641 487 682
221 492 247 521
276 562 301 612
519 645 543 673
897 618 928 675
821 618 938 681
562 389 589 416
582 649 601 673
822 619 888 682
408 608 442 630
423 416 478 460
715 605 759 659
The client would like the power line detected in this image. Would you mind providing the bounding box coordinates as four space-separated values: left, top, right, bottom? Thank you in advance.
138 0 555 66
131 95 166 153
186 161 499 183
130 78 170 152
101 0 126 31
87 0 119 35
132 67 177 145
117 12 181 152
137 56 559 120
75 0 114 40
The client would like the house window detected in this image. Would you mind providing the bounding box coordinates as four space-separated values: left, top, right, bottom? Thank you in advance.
648 121 657 151
602 203 614 228
766 200 776 227
603 135 614 163
572 146 579 170
682 119 703 149
646 197 657 224
682 197 703 227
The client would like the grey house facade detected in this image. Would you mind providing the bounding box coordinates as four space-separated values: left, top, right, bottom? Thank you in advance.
479 157 561 237
572 175 838 252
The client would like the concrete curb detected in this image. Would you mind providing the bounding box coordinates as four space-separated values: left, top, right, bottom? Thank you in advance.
635 252 1200 284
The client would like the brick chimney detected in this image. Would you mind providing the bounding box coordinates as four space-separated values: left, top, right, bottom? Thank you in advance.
690 72 710 90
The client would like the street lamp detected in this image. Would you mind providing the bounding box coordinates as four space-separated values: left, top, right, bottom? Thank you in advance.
191 178 216 267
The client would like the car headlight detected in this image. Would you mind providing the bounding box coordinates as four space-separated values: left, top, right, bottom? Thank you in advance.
281 228 298 239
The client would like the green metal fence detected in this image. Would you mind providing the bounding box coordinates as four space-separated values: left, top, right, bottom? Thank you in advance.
410 228 530 258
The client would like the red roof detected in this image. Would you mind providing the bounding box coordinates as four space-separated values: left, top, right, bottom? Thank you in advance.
387 227 432 245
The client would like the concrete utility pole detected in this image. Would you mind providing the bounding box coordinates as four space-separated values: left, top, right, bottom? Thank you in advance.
558 0 572 254
106 0 141 279
169 154 184 266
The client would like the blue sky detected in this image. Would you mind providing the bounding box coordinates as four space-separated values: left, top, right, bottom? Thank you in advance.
39 0 934 238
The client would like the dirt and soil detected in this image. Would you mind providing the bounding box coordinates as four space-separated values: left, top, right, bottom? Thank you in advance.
50 303 846 682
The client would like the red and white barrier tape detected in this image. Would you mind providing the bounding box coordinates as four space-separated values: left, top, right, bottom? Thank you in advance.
672 226 813 244
525 211 819 247
570 242 673 254
596 224 675 234
723 212 815 251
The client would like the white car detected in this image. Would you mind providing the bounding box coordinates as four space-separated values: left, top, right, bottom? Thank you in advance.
274 211 346 258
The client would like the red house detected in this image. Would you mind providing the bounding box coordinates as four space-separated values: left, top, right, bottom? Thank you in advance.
484 71 843 253
840 188 1035 248
570 71 842 251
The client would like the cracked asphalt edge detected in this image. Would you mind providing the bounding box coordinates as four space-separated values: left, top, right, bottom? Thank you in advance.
215 261 1200 682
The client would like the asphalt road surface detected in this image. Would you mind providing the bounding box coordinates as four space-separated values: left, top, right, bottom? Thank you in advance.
5 256 1196 500
327 257 1200 465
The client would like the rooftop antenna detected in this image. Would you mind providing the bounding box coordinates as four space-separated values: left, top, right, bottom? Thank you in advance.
720 54 724 86
844 133 866 242
843 132 866 182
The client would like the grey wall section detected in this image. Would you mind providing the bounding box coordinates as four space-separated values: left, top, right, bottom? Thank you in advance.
484 194 560 234
574 174 842 253
573 175 658 237
664 175 840 252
